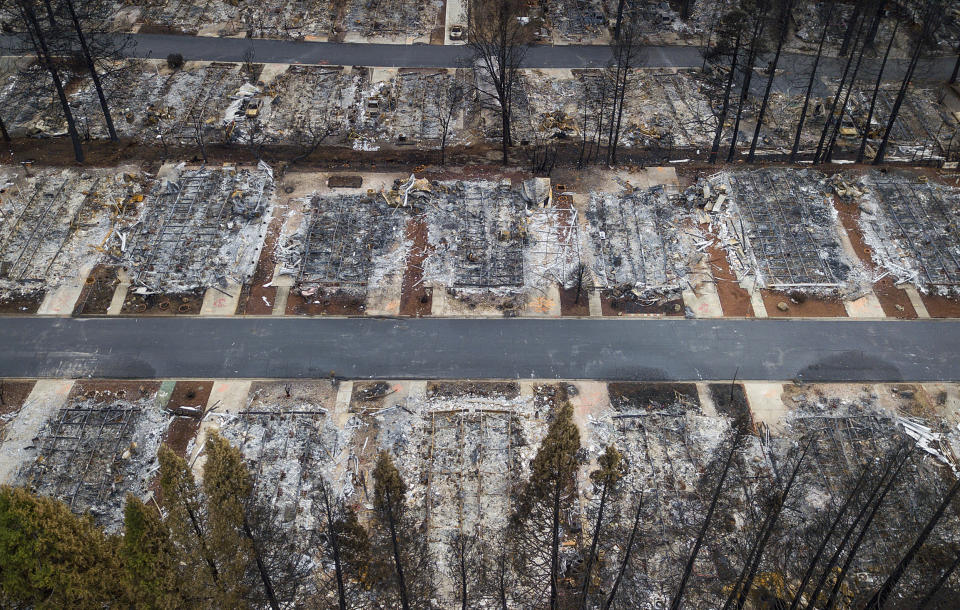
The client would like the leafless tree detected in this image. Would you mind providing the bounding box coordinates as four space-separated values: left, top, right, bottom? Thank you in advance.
605 9 642 165
874 0 945 164
790 3 833 162
446 531 482 609
725 0 769 163
290 112 335 165
192 115 208 164
467 0 532 164
11 0 84 162
857 20 899 163
707 7 748 164
429 76 465 166
748 0 793 162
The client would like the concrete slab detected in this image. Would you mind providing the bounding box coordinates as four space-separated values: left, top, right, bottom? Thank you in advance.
903 285 931 318
37 269 89 315
748 279 768 318
430 284 503 317
645 166 680 191
844 290 886 318
365 279 402 316
200 281 243 316
744 382 787 433
922 382 960 423
272 285 290 315
258 63 290 85
333 380 353 428
568 380 608 438
0 379 74 484
444 0 467 45
190 379 251 475
107 268 130 316
588 289 602 317
682 258 722 318
696 382 719 417
525 284 562 317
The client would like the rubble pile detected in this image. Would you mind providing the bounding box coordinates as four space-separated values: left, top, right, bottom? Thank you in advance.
585 185 701 299
693 168 865 296
278 190 408 296
0 166 149 300
123 163 274 293
856 172 960 295
20 390 167 531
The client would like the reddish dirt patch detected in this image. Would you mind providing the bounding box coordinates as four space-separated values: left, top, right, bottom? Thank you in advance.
73 265 119 316
760 290 847 318
600 291 684 316
559 286 590 316
833 197 915 319
0 379 37 423
871 277 918 318
920 294 960 318
286 289 366 315
399 217 433 316
121 290 204 315
238 189 288 315
707 243 754 317
0 290 44 314
70 380 161 403
162 381 212 458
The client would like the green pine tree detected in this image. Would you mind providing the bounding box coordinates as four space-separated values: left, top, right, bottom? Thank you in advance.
0 486 121 608
579 445 625 609
121 493 183 608
158 443 227 605
512 400 582 609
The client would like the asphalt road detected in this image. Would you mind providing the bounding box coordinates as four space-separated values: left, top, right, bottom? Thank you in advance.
114 34 960 81
0 317 957 382
4 32 954 80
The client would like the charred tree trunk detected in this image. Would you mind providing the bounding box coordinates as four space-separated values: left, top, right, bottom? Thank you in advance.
321 483 348 610
858 21 898 163
790 5 832 162
917 550 960 608
578 478 610 609
873 34 924 165
0 115 9 142
19 0 84 163
788 468 870 610
670 432 741 610
385 485 411 610
865 0 887 46
727 11 766 163
825 18 873 162
731 439 813 610
614 0 627 39
864 477 960 609
604 493 643 610
951 38 960 84
803 448 906 610
64 0 117 141
823 450 909 610
242 518 280 610
549 475 562 610
815 13 865 164
840 0 864 56
709 28 742 164
748 0 792 162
